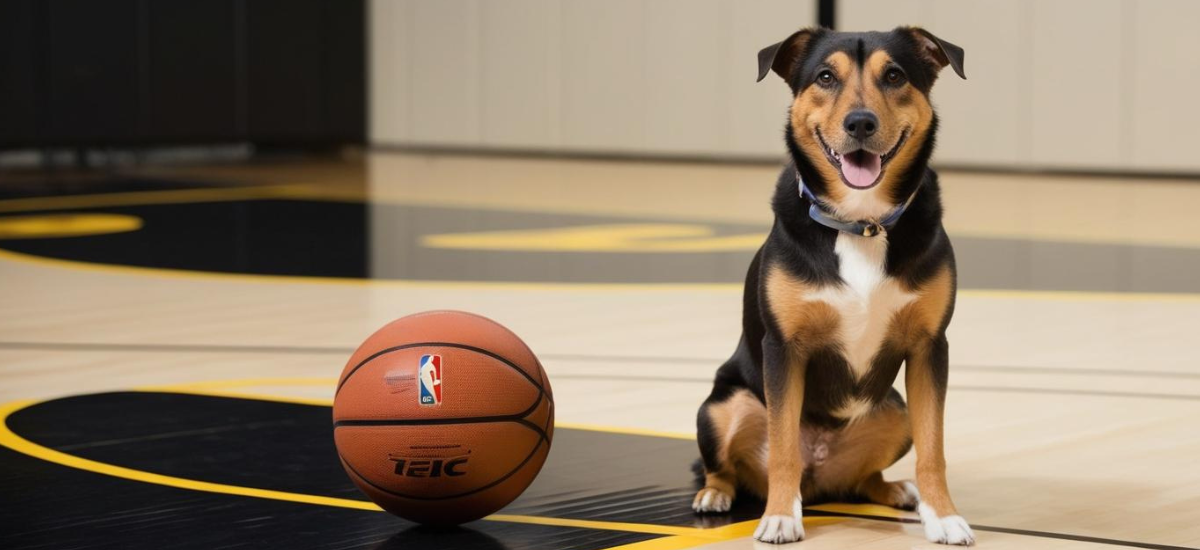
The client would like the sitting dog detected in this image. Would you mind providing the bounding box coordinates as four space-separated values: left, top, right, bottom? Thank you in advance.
692 27 972 545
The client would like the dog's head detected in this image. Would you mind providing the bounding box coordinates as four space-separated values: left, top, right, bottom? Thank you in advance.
759 27 964 219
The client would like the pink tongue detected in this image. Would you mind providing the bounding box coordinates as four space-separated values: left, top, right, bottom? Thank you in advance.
841 151 882 188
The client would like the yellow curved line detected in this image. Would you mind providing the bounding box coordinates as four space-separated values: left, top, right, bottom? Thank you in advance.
0 213 144 240
421 224 767 253
0 398 379 512
0 397 712 539
0 391 859 549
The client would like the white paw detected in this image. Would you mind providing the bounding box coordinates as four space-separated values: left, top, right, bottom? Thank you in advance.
918 502 975 545
753 496 805 544
692 487 732 513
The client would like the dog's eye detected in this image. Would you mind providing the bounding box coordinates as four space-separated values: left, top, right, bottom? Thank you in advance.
884 68 906 85
816 70 836 87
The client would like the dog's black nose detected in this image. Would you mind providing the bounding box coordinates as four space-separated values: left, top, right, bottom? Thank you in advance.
843 110 879 141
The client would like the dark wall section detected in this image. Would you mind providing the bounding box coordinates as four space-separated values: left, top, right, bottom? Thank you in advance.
144 0 240 140
0 0 41 144
0 0 365 150
45 0 141 143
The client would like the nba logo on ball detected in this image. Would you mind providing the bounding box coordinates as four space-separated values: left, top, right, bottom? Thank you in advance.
418 354 442 405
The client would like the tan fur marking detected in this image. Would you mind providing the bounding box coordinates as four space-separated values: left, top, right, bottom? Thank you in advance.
864 50 927 202
890 264 954 348
858 472 917 509
765 264 840 348
790 52 853 205
901 266 957 519
703 472 736 497
861 51 891 116
893 266 956 517
705 389 769 497
807 400 911 497
906 349 957 517
764 356 805 516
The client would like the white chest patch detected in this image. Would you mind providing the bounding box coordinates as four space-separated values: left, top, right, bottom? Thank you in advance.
805 233 917 379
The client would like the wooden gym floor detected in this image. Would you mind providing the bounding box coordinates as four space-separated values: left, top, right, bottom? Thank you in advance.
1 151 1198 549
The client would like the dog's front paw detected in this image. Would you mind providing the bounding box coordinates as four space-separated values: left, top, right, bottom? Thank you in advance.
753 497 804 544
918 503 975 545
692 486 732 514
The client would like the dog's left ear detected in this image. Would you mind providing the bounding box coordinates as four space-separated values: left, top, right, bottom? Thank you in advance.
906 27 966 80
757 28 820 88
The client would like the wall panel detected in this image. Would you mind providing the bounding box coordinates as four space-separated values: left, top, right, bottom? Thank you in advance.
642 0 724 154
407 0 481 145
927 0 1029 166
369 0 1200 172
724 0 815 157
1030 0 1125 169
1129 0 1200 171
480 0 559 149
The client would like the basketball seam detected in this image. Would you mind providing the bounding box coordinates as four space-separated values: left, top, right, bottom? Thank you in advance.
336 342 543 395
334 414 551 443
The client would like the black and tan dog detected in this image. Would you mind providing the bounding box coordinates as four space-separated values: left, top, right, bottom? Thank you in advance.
692 27 971 545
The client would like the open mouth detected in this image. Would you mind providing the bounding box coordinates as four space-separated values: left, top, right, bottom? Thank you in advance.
816 128 908 190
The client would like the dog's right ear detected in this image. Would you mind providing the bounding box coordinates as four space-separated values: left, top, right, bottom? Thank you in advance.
756 28 819 87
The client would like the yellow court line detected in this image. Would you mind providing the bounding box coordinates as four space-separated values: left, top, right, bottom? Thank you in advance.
3 185 1200 302
156 377 337 389
0 398 377 512
599 517 847 550
484 515 706 538
135 387 336 408
0 397 721 540
805 502 912 519
7 177 1200 251
2 244 1199 303
0 392 869 550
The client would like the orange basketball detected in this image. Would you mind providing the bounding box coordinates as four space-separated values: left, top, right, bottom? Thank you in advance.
332 310 554 525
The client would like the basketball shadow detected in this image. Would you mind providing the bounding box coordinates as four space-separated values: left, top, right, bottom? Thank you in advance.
374 525 508 550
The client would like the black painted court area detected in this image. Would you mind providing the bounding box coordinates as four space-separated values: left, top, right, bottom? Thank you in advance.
4 177 1200 291
0 392 765 550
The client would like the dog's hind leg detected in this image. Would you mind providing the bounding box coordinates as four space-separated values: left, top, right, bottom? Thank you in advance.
803 389 918 510
694 387 768 513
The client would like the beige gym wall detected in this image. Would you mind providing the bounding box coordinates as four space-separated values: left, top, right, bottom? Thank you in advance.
369 0 1200 173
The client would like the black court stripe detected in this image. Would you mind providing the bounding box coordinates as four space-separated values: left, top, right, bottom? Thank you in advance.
806 510 1199 550
335 341 543 395
334 413 551 444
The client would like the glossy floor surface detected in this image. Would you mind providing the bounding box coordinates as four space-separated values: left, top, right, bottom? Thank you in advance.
1 152 1199 549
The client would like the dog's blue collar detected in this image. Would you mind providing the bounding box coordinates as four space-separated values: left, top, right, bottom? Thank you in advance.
797 174 920 238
